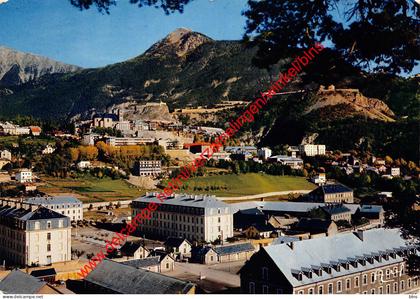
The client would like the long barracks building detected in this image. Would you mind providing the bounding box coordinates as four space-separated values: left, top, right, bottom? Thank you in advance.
239 228 419 294
131 193 233 242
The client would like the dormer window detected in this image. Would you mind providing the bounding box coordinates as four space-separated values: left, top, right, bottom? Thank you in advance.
343 263 350 270
352 261 358 268
390 252 397 259
292 270 303 281
360 259 366 266
367 257 374 264
314 268 323 276
323 267 332 274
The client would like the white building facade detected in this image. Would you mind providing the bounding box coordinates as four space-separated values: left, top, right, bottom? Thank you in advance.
299 144 326 157
138 160 162 176
132 194 233 242
0 201 72 267
257 147 272 160
15 170 32 183
0 150 11 161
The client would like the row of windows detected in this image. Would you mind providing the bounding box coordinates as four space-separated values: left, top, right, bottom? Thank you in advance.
249 277 418 294
295 276 418 294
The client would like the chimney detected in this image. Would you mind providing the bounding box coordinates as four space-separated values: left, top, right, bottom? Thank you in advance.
354 230 364 241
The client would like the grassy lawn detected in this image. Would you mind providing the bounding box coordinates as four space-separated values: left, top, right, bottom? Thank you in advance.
176 173 316 197
39 175 145 203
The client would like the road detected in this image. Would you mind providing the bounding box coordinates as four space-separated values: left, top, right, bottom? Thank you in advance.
218 190 313 201
173 262 240 287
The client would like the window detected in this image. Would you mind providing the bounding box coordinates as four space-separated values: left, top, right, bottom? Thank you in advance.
328 283 333 294
393 282 398 293
400 280 405 290
318 286 323 294
386 284 390 294
249 282 255 294
408 278 411 288
371 272 376 283
401 265 404 275
363 274 368 285
308 288 314 294
47 244 51 251
337 281 342 293
371 289 375 294
262 285 268 294
297 290 304 294
262 267 268 280
47 221 51 229
47 233 51 240
354 277 359 287
379 287 383 294
393 267 398 277
386 269 391 279
166 263 170 269
346 279 351 290
377 270 383 283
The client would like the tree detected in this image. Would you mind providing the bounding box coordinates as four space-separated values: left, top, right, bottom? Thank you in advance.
243 0 419 74
70 0 193 14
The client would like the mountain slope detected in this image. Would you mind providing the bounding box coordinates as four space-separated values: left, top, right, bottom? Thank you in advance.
0 46 81 86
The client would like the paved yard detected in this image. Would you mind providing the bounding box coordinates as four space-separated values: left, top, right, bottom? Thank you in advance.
170 262 240 287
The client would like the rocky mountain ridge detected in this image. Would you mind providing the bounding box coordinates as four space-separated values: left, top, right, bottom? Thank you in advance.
0 46 81 86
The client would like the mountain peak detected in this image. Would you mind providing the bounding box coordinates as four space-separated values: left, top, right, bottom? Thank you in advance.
145 28 213 58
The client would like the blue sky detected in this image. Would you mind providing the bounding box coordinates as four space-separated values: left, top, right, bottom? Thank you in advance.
0 0 249 67
0 0 418 75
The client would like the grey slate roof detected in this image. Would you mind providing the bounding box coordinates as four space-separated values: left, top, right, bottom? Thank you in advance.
30 268 57 278
249 222 276 232
25 196 82 206
230 201 376 215
321 183 353 194
293 218 333 233
120 257 160 269
263 228 418 287
358 205 384 213
321 204 351 215
164 237 190 248
119 241 145 256
85 259 194 294
133 193 231 215
0 205 67 221
214 243 255 256
272 236 300 245
0 270 47 294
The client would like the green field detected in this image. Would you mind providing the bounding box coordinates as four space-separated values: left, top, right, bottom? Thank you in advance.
175 173 316 197
39 175 145 203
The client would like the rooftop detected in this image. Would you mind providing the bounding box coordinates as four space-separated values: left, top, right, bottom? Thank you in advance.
164 237 191 248
0 205 67 222
0 270 47 294
85 259 194 294
120 241 146 256
321 204 351 215
214 242 255 256
262 228 417 287
133 193 231 213
120 257 160 269
321 183 353 194
30 268 57 278
25 196 82 206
